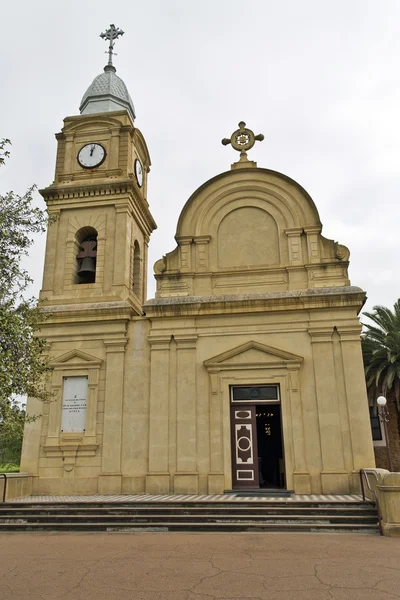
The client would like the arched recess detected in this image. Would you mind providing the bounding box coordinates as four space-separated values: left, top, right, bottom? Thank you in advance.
65 214 106 290
132 240 141 296
217 205 280 269
74 226 98 284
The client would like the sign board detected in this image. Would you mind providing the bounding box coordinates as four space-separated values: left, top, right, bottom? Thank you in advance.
61 376 88 432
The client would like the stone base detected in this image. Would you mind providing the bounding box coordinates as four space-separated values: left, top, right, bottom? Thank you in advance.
173 473 199 494
146 474 170 494
98 474 122 495
321 471 350 494
208 473 225 494
382 523 400 537
122 476 146 494
35 477 99 495
293 472 312 494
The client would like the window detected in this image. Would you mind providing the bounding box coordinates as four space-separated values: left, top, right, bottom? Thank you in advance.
232 385 279 402
369 406 383 442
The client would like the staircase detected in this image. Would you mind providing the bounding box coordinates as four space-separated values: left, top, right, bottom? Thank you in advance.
0 499 379 533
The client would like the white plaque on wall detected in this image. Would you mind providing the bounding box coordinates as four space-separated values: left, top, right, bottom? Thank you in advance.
61 376 88 432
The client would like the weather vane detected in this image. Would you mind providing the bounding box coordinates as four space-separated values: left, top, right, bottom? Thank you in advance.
100 24 125 68
222 122 264 161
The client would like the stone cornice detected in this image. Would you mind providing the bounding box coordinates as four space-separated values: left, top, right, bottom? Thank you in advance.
40 300 138 323
144 286 366 318
40 178 157 234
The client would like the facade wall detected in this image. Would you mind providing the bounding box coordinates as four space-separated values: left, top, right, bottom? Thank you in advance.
20 109 377 496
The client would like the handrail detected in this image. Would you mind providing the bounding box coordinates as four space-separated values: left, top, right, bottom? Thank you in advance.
360 468 383 535
0 473 7 503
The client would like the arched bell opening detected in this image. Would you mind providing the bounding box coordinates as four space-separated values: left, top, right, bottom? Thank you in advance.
75 227 98 284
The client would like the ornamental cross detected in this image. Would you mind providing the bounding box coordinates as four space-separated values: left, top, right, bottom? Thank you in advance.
222 121 264 161
100 24 125 67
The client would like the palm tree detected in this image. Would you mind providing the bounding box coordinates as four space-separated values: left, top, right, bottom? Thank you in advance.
362 300 400 433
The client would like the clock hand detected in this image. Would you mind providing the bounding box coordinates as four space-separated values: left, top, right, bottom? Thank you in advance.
90 144 95 156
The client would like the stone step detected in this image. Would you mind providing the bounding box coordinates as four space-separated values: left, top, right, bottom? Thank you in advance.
0 513 379 524
0 520 379 533
0 505 377 515
3 500 376 509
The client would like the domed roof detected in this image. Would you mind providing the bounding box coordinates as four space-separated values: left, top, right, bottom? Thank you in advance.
79 64 136 121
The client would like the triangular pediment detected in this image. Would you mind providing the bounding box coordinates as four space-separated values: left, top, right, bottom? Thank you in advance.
50 349 103 367
204 341 303 369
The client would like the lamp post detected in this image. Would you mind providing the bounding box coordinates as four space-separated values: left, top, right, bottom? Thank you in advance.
377 396 393 472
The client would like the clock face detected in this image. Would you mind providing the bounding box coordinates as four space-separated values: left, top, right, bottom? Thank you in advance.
135 158 144 187
77 143 106 169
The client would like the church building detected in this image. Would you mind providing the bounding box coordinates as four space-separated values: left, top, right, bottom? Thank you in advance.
21 25 376 496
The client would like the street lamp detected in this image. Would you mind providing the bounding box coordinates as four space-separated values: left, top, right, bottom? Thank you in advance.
377 396 393 472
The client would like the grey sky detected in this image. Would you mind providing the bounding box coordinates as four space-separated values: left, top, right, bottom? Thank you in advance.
1 0 400 314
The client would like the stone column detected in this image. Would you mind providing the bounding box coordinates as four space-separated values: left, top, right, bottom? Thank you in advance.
174 334 198 494
338 326 376 489
98 338 127 494
309 327 348 493
146 335 171 494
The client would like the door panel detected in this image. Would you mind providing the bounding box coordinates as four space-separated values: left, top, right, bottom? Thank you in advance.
230 405 259 489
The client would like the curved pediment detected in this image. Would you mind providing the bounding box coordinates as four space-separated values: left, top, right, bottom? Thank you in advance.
153 165 351 298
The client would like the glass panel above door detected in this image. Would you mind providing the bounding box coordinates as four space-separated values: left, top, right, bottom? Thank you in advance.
232 385 279 402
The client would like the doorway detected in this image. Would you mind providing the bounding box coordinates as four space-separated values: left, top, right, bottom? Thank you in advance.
230 385 285 490
256 404 283 488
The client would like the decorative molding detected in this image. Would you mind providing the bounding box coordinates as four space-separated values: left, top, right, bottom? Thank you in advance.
204 340 303 370
50 349 103 369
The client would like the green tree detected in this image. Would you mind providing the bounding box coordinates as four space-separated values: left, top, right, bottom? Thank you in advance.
362 300 400 433
0 139 52 467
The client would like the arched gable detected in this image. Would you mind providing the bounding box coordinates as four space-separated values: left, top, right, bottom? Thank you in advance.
154 166 350 298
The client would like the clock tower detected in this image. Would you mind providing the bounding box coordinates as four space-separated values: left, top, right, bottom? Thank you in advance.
40 24 156 313
23 26 157 494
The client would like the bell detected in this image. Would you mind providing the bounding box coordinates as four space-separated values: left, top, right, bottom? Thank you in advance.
77 257 96 283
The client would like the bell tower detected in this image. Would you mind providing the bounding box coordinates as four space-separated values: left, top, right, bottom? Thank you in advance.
21 25 158 495
40 24 156 314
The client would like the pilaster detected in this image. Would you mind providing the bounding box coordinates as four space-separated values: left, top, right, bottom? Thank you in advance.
174 334 199 494
287 365 311 493
193 235 211 272
309 327 348 493
146 335 171 494
99 338 127 494
176 236 193 273
284 227 304 266
338 326 376 478
304 225 321 264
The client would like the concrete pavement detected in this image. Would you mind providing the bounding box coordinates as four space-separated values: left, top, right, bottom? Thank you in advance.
1 532 400 599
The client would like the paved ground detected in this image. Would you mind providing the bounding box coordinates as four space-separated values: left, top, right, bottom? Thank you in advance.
1 532 400 599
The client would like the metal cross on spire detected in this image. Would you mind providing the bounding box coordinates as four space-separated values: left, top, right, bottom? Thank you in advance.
100 24 125 68
222 121 264 162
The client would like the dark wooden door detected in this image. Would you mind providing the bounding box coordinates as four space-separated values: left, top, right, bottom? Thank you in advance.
230 404 259 489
